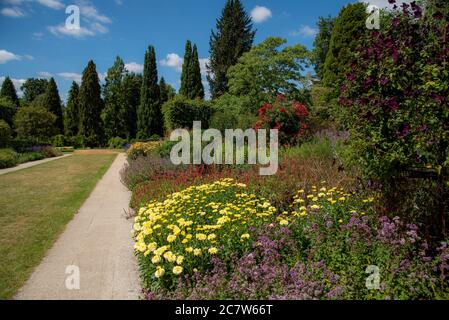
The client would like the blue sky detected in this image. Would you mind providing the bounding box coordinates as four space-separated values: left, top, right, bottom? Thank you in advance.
0 0 398 101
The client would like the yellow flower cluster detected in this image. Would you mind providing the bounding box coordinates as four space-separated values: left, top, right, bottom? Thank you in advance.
133 178 276 280
127 141 161 159
277 182 374 225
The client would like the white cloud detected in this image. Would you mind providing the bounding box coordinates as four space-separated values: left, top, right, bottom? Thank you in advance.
47 1 111 38
125 62 143 73
38 71 52 78
199 58 210 76
36 0 64 10
48 24 95 38
291 25 318 37
0 49 32 64
1 7 24 17
251 6 272 23
159 53 183 72
57 72 82 83
32 32 44 39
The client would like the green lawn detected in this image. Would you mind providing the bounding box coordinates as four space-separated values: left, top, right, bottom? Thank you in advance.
0 153 117 299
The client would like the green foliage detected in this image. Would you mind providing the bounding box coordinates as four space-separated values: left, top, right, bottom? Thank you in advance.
210 94 256 131
308 85 337 130
227 37 311 113
55 146 74 153
108 136 128 149
52 134 67 147
64 81 80 137
162 95 212 131
159 77 174 105
0 77 19 109
322 3 367 87
340 4 449 236
78 60 105 147
42 78 64 133
102 56 128 140
123 73 142 139
155 140 178 158
20 78 48 104
312 16 335 80
138 46 163 139
0 120 12 148
208 0 255 99
0 96 17 127
18 152 45 163
14 106 56 141
0 148 18 169
180 42 204 100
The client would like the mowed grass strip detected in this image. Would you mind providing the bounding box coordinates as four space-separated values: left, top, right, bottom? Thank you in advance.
0 153 117 299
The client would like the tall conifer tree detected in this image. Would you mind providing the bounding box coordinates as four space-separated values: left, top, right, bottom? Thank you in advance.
137 46 162 138
180 41 193 98
0 77 19 108
207 0 255 99
78 60 104 147
43 78 64 133
64 81 80 136
190 45 204 99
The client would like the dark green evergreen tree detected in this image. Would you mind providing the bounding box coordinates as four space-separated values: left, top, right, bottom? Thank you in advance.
137 46 162 138
64 81 80 136
42 78 64 133
21 78 48 104
322 3 367 87
313 16 335 80
208 0 255 99
159 77 169 104
179 40 193 98
0 77 19 108
78 60 104 147
190 44 204 99
102 56 127 140
123 73 142 139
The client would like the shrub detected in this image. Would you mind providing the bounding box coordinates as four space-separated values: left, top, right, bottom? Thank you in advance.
52 134 67 147
154 140 178 158
55 146 75 153
14 106 56 142
133 178 277 291
0 96 16 127
40 146 63 158
126 141 161 160
0 148 19 169
108 136 128 149
256 94 310 145
162 96 212 131
340 3 449 237
0 120 12 148
18 152 45 164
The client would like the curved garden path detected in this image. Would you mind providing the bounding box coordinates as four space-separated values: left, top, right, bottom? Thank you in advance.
14 153 141 300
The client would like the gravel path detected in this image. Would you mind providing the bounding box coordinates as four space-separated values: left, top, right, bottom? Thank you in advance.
15 153 141 300
0 154 72 176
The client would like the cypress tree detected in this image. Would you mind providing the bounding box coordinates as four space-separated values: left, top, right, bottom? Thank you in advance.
322 3 367 87
78 60 104 147
64 81 80 136
208 0 255 99
159 77 169 104
179 40 193 98
0 77 19 108
137 46 162 138
42 78 64 133
102 56 127 140
123 73 142 139
190 45 204 99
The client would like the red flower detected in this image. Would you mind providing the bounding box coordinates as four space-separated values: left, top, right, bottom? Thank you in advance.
279 107 286 113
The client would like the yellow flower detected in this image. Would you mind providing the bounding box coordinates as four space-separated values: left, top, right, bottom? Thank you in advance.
155 267 165 278
176 255 184 265
279 219 289 226
151 255 161 264
339 197 346 201
240 233 250 240
310 205 320 210
338 219 343 224
173 266 183 275
163 251 176 263
193 248 202 256
208 247 218 254
193 268 198 273
147 242 157 252
185 247 193 253
167 234 176 242
196 233 207 241
207 234 216 240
